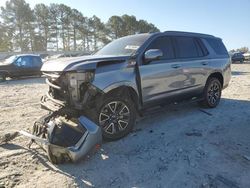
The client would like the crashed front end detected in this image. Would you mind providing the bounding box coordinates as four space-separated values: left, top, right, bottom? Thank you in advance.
41 71 102 114
20 70 104 163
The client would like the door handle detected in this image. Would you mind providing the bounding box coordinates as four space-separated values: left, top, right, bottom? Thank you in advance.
201 62 208 66
171 64 181 68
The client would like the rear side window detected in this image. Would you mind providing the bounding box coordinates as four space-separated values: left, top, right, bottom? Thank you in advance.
174 37 203 58
147 36 175 60
196 38 209 56
206 38 228 55
32 57 42 67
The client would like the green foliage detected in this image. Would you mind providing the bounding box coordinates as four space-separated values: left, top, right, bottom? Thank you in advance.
34 3 50 50
230 47 249 53
106 14 160 40
0 22 12 51
0 0 34 52
238 47 249 53
0 0 160 52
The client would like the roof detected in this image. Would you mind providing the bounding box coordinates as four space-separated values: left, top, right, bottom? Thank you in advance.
160 31 216 38
16 54 40 57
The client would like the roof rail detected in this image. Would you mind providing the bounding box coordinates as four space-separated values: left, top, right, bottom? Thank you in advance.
163 31 215 38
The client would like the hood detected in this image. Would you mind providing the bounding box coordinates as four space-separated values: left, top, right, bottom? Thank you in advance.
41 55 129 72
0 62 11 69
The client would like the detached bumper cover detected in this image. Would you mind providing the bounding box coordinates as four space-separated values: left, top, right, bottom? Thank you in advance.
19 116 102 163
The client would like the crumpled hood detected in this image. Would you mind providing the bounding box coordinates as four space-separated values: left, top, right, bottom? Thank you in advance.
41 55 129 72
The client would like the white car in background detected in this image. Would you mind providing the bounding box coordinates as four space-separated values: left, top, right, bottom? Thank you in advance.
243 53 250 61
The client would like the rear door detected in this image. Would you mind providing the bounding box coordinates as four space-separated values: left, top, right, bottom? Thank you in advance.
172 36 209 96
139 36 187 103
31 56 43 75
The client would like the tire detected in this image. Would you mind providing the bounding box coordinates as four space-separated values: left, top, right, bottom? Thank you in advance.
200 77 222 108
0 74 6 82
96 95 136 141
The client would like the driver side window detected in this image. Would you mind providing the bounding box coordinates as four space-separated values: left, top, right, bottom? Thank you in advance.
15 57 22 67
15 57 32 68
147 37 175 60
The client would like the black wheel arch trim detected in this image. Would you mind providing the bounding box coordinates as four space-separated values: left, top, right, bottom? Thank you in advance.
102 84 141 110
207 71 224 87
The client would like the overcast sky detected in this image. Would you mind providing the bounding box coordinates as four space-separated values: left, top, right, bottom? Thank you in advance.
1 0 250 50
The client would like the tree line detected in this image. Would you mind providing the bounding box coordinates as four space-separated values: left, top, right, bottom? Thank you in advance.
0 0 160 52
229 47 249 54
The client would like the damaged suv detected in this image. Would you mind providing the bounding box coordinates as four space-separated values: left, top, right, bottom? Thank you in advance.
41 31 231 140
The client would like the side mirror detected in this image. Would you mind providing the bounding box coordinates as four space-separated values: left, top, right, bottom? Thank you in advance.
144 49 163 62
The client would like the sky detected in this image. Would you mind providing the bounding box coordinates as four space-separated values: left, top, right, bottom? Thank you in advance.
0 0 250 50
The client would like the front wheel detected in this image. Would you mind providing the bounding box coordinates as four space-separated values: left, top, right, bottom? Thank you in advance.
97 96 136 141
0 74 6 82
200 77 222 108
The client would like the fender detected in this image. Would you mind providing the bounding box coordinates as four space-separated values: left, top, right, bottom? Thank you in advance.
0 70 9 76
102 81 139 97
209 70 223 77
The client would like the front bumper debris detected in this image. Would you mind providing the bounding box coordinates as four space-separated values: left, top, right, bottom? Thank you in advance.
40 94 65 112
19 115 102 164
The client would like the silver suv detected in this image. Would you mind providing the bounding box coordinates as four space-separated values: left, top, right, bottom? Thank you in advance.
41 31 231 140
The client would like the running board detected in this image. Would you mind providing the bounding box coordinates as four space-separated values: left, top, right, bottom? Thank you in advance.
140 97 203 117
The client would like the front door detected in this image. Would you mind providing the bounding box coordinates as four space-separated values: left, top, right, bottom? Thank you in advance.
139 36 187 104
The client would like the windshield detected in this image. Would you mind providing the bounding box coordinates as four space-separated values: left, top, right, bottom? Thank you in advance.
0 56 17 64
95 34 151 56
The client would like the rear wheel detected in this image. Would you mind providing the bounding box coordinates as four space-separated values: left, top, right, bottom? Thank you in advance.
97 95 136 141
200 77 222 108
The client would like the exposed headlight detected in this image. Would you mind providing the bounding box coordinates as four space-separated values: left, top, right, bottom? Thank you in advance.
70 78 77 86
66 72 95 103
67 72 94 87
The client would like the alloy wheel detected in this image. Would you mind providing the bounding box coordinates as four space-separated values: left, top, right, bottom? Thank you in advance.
207 82 220 105
99 101 130 135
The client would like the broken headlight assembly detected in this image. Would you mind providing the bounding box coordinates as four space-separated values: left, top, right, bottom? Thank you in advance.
66 72 95 104
67 72 94 86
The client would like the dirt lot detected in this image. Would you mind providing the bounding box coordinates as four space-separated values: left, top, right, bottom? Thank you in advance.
0 63 250 188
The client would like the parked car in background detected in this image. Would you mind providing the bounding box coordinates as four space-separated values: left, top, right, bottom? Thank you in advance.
231 52 245 63
41 31 231 140
0 54 43 81
243 53 250 61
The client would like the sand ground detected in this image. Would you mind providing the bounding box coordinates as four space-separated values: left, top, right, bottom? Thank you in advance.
0 63 250 188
